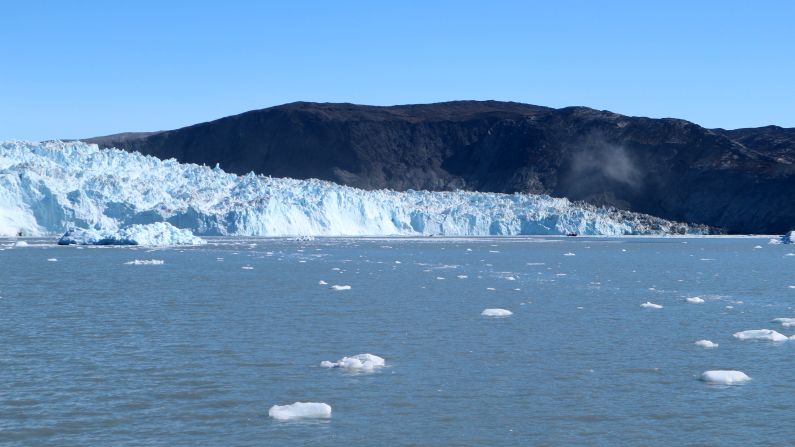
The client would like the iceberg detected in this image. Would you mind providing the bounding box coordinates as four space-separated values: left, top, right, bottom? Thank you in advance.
772 317 795 328
686 296 705 304
481 308 513 317
57 222 205 246
732 329 788 342
320 353 385 371
124 259 165 265
640 302 663 309
700 370 750 385
0 141 710 237
778 231 795 244
268 402 331 421
694 340 718 348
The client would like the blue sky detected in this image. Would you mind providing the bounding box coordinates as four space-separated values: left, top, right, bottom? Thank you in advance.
1 0 793 140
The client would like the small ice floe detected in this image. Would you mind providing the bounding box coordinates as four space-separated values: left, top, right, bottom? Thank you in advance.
786 253 795 257
124 259 164 265
436 276 445 280
13 241 29 247
486 287 496 291
753 245 763 249
505 276 516 281
394 261 401 264
563 252 575 256
318 280 328 285
47 258 57 262
242 266 254 270
641 302 663 309
481 308 512 317
700 370 750 385
331 285 351 291
686 296 705 304
695 340 719 348
772 317 795 328
268 402 331 421
457 275 468 279
732 329 788 342
320 353 385 372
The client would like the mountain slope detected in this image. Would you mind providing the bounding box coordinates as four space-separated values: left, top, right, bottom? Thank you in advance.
85 101 795 234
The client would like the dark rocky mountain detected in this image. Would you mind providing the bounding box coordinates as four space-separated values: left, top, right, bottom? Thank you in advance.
84 101 795 234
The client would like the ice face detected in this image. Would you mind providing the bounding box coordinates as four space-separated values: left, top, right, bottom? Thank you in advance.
0 141 707 237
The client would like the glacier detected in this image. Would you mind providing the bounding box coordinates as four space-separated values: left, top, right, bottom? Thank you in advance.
0 141 710 238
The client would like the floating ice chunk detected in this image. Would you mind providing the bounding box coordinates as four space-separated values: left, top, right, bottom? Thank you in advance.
457 275 468 279
58 222 205 246
481 308 513 317
778 231 795 244
320 353 385 371
436 276 445 280
564 252 575 256
13 241 28 247
124 259 164 265
694 340 718 348
47 258 57 262
772 317 795 328
733 329 788 342
486 287 496 291
753 245 763 249
318 280 328 285
686 296 705 304
331 285 351 291
268 402 332 421
786 253 795 256
641 302 663 309
700 370 750 385
242 266 254 270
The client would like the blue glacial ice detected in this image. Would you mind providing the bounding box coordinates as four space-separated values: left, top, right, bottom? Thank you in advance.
57 222 205 246
0 141 708 237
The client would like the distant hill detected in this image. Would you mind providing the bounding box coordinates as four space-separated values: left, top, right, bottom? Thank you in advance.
84 101 795 234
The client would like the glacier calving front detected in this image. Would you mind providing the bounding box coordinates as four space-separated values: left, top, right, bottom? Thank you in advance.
0 141 703 237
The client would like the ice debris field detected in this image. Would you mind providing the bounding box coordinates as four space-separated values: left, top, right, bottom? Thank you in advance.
0 141 709 239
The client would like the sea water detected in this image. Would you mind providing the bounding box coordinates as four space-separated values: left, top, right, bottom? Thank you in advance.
1 237 794 446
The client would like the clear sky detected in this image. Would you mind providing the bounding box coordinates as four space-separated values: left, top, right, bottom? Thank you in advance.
1 0 793 140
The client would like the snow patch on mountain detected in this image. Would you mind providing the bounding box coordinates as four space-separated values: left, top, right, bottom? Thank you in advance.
0 141 709 237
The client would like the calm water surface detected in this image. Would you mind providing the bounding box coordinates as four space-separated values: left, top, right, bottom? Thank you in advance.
1 237 794 446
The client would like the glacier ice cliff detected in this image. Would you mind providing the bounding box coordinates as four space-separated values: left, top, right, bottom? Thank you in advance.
0 141 709 237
